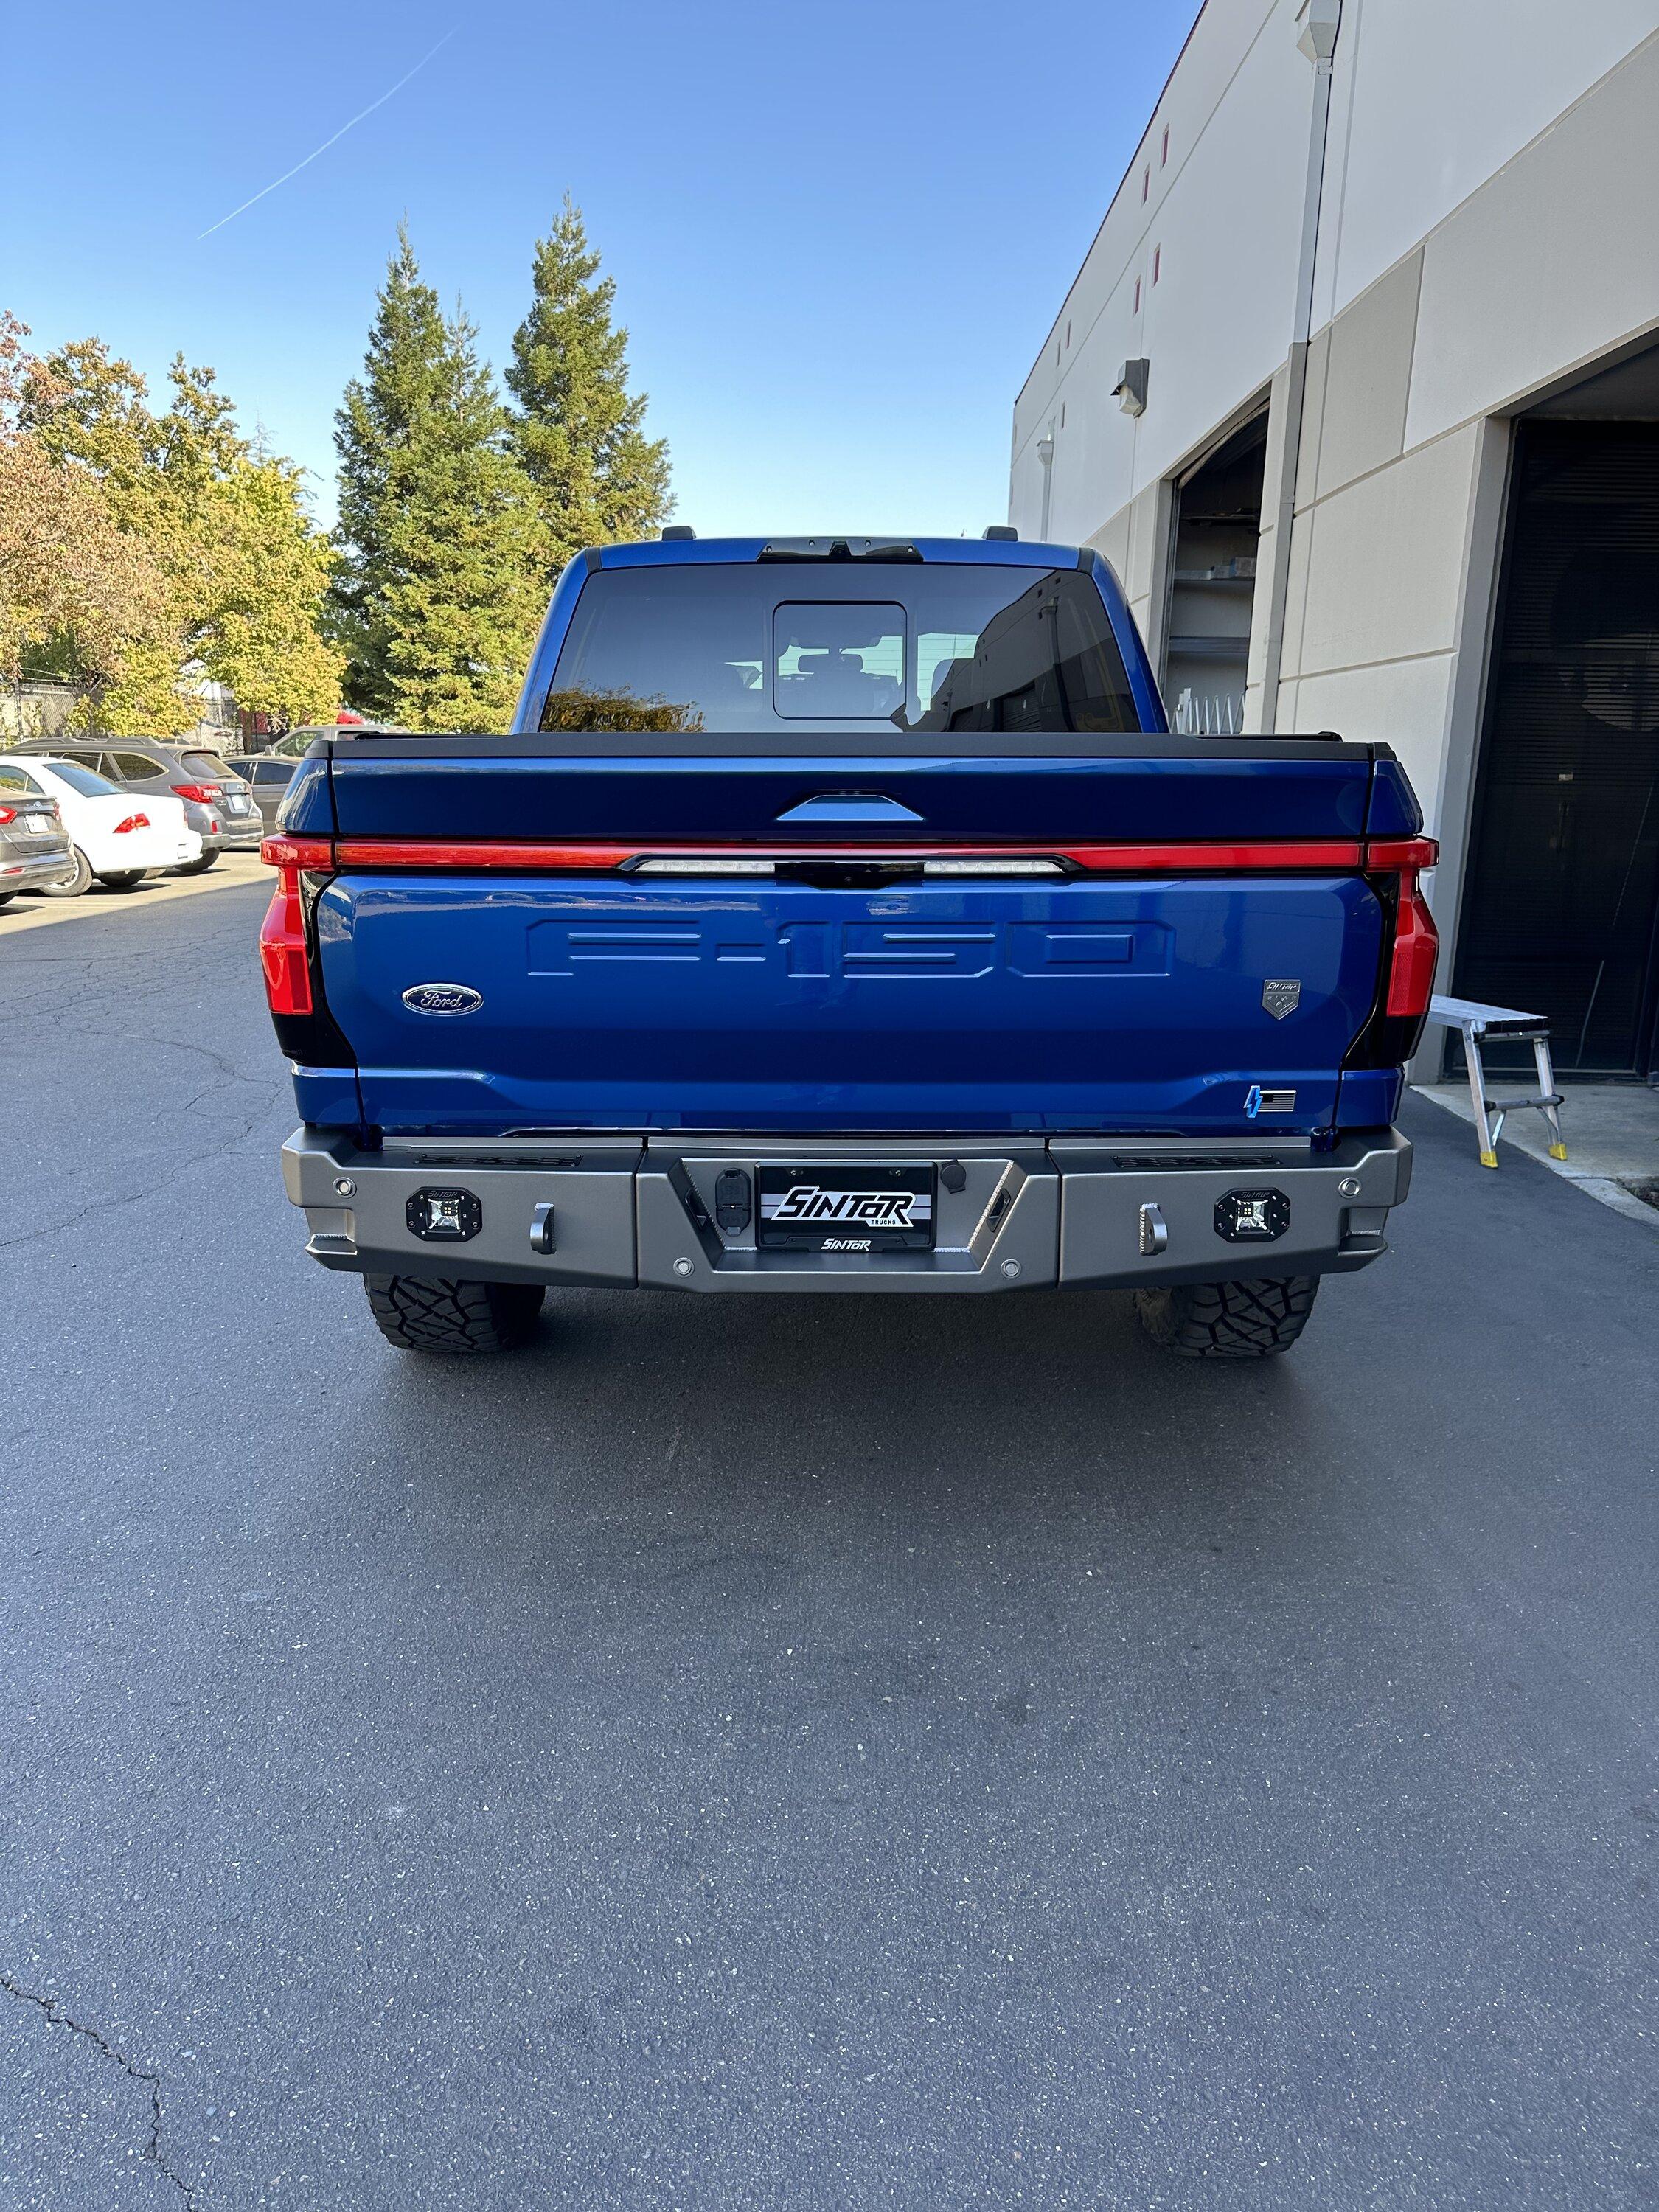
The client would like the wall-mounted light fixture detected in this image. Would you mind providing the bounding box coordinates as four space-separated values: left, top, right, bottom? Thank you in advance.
1113 359 1150 417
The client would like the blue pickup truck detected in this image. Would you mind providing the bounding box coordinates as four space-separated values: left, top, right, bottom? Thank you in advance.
260 532 1437 1358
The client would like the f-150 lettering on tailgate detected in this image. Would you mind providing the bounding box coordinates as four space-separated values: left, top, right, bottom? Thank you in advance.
526 915 1168 980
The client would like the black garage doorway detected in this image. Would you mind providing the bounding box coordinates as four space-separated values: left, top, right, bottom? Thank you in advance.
1454 420 1659 1078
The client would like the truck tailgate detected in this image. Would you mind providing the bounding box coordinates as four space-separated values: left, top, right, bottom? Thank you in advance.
318 868 1383 1133
275 740 1419 1136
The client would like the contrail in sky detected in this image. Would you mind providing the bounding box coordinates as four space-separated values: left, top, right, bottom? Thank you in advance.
198 27 458 239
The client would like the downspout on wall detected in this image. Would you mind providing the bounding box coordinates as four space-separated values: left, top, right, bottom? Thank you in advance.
1254 0 1343 733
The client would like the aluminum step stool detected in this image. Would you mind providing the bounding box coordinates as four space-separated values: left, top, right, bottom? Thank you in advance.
1428 995 1568 1169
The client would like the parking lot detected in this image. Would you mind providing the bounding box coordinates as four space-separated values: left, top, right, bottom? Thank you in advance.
4 869 1658 2211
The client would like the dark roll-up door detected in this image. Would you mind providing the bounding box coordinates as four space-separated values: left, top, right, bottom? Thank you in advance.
1455 422 1659 1076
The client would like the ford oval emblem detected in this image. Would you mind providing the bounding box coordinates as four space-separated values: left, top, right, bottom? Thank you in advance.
402 982 484 1015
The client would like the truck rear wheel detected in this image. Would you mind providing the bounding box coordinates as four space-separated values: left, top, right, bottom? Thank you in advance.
1135 1275 1320 1358
364 1273 545 1354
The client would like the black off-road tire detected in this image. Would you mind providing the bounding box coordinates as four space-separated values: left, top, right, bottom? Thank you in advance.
1135 1275 1321 1358
364 1273 546 1354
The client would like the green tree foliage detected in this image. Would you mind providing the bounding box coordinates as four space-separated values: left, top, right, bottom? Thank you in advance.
18 335 341 732
331 228 541 730
506 197 672 577
0 316 170 697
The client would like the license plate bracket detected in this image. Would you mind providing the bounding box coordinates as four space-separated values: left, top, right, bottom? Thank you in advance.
757 1163 936 1252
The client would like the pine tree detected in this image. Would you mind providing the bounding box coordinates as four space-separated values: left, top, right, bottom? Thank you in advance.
506 197 672 575
332 228 540 730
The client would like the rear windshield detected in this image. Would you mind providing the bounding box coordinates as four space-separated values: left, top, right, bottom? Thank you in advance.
44 760 120 797
542 563 1140 738
181 751 234 778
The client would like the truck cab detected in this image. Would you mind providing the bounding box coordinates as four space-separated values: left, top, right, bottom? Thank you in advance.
260 533 1436 1356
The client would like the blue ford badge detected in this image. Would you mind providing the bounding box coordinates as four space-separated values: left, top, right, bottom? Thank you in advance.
403 983 483 1015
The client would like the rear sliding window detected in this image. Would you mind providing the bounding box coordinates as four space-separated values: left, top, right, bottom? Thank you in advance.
540 564 1139 740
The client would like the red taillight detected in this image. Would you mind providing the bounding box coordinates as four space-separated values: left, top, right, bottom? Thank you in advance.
258 835 333 1015
260 835 335 870
1367 838 1439 870
1386 878 1439 1017
112 813 150 833
172 782 222 804
1374 840 1440 1018
334 837 638 872
1060 838 1364 873
0 807 15 825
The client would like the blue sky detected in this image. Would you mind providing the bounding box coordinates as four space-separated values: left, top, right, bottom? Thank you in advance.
4 1 1197 538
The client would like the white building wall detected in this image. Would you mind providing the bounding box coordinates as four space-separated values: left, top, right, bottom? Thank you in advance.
1316 0 1659 325
1012 0 1659 852
1014 0 1659 557
1012 0 1309 546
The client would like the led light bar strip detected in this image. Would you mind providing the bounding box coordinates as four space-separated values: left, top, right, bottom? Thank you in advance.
266 834 1435 875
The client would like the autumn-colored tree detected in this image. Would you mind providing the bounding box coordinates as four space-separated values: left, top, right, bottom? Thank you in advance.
506 197 672 577
20 333 341 732
332 227 541 730
0 316 169 700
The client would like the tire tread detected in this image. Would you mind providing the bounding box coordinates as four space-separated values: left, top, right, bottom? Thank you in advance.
1135 1275 1320 1358
364 1273 544 1354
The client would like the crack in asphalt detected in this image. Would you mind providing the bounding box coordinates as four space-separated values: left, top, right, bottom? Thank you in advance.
0 1103 279 1251
1 1972 198 2208
75 1021 278 1096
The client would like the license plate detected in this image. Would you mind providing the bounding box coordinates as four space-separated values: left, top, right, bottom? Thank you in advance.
757 1164 936 1252
23 815 50 835
226 795 252 813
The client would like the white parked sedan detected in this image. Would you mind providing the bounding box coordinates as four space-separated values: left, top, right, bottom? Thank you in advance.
8 756 201 896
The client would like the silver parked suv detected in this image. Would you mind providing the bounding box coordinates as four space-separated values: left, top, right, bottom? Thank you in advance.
3 737 263 869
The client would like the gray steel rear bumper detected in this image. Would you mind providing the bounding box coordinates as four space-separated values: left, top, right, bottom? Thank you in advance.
282 1128 1411 1294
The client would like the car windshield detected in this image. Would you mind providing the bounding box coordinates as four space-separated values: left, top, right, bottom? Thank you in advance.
542 562 1139 740
44 760 122 798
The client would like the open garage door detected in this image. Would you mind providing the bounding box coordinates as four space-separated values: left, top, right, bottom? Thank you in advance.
1455 420 1659 1078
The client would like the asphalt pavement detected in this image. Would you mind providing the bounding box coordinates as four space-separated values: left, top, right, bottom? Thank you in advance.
3 875 1657 2212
